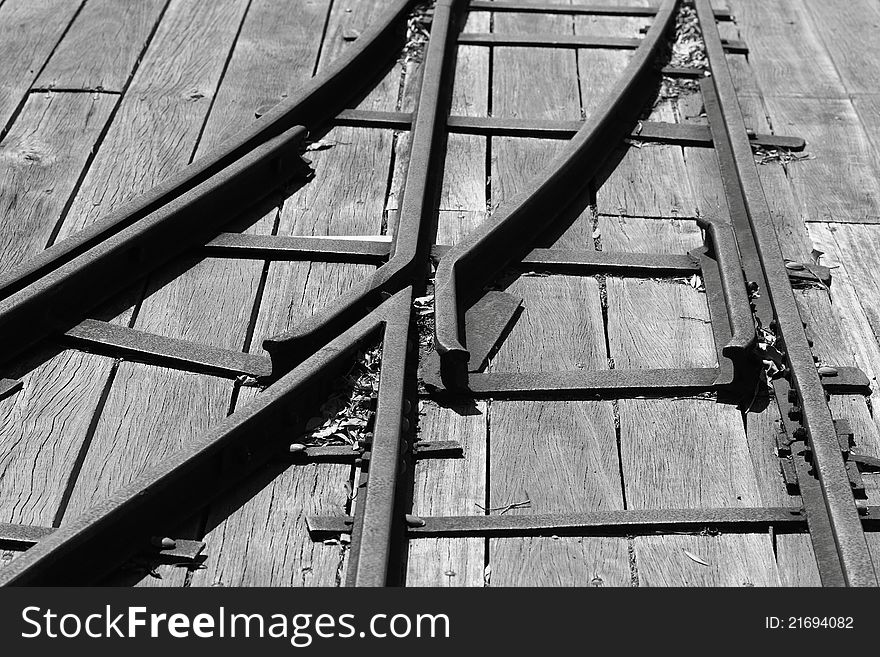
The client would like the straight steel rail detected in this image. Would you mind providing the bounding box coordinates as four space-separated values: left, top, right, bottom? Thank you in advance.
694 0 876 587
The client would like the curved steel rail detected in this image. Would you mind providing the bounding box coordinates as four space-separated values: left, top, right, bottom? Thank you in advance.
0 0 460 586
263 0 464 374
432 0 680 389
0 0 417 368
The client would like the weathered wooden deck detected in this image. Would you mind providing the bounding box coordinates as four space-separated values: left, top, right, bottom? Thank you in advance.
0 0 878 586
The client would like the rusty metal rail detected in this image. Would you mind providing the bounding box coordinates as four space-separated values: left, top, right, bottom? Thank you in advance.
0 0 876 586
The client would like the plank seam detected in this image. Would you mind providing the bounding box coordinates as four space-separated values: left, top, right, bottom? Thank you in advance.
43 0 175 249
0 0 88 143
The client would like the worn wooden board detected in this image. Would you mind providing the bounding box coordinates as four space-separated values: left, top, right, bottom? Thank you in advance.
763 97 880 224
55 0 251 241
0 348 114 526
727 0 845 99
484 3 629 587
596 102 696 218
0 92 116 270
35 0 168 92
802 0 880 96
0 0 83 132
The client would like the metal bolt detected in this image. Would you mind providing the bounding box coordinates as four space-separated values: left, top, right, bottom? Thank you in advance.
405 514 426 528
787 389 798 403
151 537 176 550
788 406 802 421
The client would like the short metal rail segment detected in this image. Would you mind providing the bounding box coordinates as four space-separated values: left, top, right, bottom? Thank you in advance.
0 0 876 587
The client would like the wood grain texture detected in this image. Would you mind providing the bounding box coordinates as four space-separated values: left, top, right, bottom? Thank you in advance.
486 3 629 586
55 0 251 241
434 12 489 243
727 0 845 99
35 0 168 92
852 95 880 159
802 0 880 96
764 97 880 224
406 12 489 587
0 92 115 270
0 0 83 131
0 349 113 526
596 101 696 218
635 534 779 586
807 223 880 441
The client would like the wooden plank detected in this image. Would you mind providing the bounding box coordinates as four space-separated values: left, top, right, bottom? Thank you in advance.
0 0 83 132
726 0 845 99
0 348 114 526
802 0 880 96
35 0 167 92
852 95 880 181
486 3 629 587
603 214 780 586
55 0 251 241
0 92 115 269
596 100 696 218
407 11 489 587
764 97 880 224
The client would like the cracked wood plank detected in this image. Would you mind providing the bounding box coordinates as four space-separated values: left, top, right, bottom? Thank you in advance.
0 0 83 131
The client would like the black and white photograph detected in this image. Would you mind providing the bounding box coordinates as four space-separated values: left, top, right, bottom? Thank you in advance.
0 0 876 650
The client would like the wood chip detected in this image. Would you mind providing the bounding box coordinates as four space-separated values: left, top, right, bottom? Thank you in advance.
683 549 710 566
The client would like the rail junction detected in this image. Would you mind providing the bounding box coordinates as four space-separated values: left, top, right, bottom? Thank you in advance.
0 0 878 586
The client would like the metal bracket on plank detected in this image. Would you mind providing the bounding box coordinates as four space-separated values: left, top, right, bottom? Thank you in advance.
334 109 806 151
0 523 205 565
307 507 822 540
286 440 463 464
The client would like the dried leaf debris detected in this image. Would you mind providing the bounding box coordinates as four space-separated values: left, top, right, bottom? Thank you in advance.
297 345 382 448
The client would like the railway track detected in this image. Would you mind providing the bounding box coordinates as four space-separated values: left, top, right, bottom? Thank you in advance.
0 0 877 586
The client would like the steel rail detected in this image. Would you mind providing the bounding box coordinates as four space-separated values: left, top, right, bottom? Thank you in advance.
309 507 813 538
0 0 460 586
466 2 732 20
0 0 417 370
263 0 463 374
0 126 309 363
0 288 410 586
433 0 680 389
694 0 876 587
